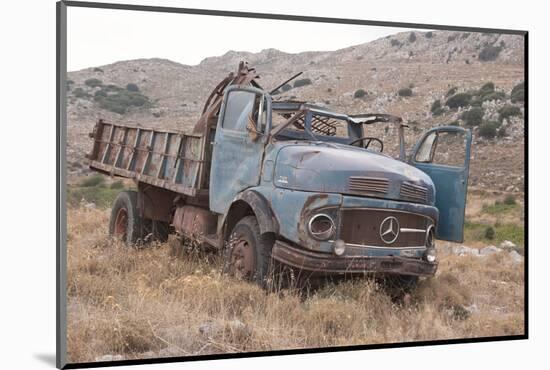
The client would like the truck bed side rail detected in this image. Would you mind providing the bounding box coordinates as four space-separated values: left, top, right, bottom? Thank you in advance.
88 120 207 197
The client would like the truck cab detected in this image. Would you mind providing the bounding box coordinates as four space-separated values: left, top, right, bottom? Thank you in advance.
209 85 471 283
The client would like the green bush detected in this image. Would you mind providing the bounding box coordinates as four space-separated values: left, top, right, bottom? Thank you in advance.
449 120 460 126
104 84 123 93
446 93 472 109
498 105 521 122
126 83 139 92
445 87 458 97
425 31 433 38
93 90 107 101
497 126 507 137
79 175 106 187
461 107 484 126
96 89 151 114
479 45 502 61
282 83 292 91
293 78 312 88
511 82 524 103
479 121 499 139
84 78 102 88
72 87 90 99
431 100 444 116
354 89 367 98
484 226 495 240
390 39 401 47
398 87 413 97
408 32 417 43
479 82 495 96
504 194 516 205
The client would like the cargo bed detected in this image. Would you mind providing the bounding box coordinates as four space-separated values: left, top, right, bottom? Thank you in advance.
88 119 210 197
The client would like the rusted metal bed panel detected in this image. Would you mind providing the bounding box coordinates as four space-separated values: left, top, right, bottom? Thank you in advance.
88 120 208 197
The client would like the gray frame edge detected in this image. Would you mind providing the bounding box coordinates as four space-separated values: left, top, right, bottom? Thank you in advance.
56 1 68 368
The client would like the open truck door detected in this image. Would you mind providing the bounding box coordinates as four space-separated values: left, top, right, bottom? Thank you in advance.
409 126 472 243
209 85 271 214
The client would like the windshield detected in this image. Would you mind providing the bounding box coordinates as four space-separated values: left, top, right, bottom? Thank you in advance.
272 110 358 145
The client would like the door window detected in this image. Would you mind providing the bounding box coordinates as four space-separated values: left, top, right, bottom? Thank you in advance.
222 91 266 133
415 131 466 167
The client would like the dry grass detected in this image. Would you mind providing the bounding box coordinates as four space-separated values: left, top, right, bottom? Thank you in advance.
66 207 524 363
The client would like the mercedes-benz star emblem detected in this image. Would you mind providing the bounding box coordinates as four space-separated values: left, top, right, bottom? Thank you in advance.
379 216 400 244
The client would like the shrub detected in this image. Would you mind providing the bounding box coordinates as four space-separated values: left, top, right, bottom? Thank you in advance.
479 45 502 61
431 100 444 116
461 107 484 126
93 90 107 101
398 87 413 97
504 194 516 205
479 82 495 96
293 78 312 88
462 32 470 39
511 82 524 103
93 67 104 73
104 84 123 93
448 34 457 42
390 39 401 47
72 87 90 99
425 31 433 38
354 89 367 98
449 120 460 126
479 121 499 139
497 126 507 137
126 83 139 92
97 90 151 114
80 175 106 188
445 87 458 97
84 78 102 88
327 88 332 93
282 83 292 91
445 93 472 109
498 105 521 122
408 32 417 43
484 226 495 240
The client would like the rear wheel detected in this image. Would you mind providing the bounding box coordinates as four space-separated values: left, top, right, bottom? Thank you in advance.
109 191 143 245
224 216 274 286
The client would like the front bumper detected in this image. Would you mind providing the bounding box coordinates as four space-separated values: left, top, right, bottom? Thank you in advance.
272 240 438 277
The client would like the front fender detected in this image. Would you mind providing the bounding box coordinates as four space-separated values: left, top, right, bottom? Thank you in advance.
221 190 279 238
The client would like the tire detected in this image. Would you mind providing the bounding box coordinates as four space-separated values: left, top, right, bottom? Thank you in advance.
109 191 143 245
224 216 275 286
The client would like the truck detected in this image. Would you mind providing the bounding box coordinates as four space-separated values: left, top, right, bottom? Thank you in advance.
88 62 472 287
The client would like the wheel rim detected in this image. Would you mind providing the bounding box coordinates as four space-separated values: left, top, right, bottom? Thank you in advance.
230 237 254 279
114 207 128 240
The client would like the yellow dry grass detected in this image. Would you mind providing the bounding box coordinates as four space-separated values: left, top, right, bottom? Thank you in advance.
66 207 524 363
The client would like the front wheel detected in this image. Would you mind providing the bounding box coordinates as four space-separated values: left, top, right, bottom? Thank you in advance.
224 216 274 286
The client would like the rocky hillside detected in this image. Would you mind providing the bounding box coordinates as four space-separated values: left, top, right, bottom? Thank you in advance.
67 30 525 192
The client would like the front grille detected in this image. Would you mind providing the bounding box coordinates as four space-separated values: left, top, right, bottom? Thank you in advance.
339 209 430 248
348 177 389 195
400 182 428 203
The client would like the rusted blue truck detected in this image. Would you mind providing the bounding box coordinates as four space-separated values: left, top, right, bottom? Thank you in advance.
88 62 472 286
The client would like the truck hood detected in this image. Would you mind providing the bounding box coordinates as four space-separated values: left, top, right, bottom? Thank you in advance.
273 142 435 205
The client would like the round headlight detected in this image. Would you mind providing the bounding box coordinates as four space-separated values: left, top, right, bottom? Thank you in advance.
308 214 335 241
